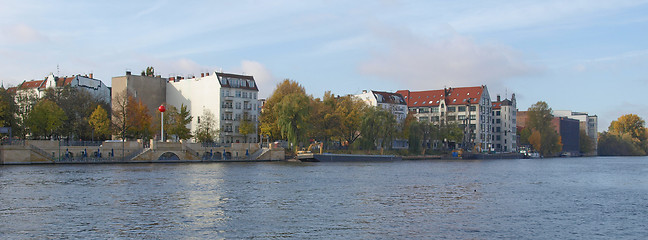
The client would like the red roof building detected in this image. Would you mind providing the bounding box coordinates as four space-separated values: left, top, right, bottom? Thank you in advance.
397 86 493 151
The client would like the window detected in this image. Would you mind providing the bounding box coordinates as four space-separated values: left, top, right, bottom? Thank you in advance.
447 107 456 112
458 115 466 120
419 117 429 122
458 106 466 112
242 92 248 98
470 106 476 111
496 127 501 132
496 119 501 124
236 102 241 109
447 116 456 121
496 111 501 116
470 115 476 120
236 90 241 97
432 116 440 122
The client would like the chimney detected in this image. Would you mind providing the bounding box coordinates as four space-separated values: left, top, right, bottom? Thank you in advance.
201 73 205 77
169 77 175 82
497 95 500 102
126 71 131 76
88 73 93 79
206 72 209 76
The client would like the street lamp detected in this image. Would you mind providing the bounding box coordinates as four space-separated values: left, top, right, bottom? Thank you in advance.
158 105 166 142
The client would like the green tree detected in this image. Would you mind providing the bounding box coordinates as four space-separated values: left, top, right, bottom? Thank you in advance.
26 99 67 139
598 114 648 155
194 109 218 143
598 132 645 156
239 119 256 143
170 104 193 140
88 105 111 140
43 86 109 140
579 129 594 154
359 107 397 151
335 94 366 146
0 87 18 131
260 79 306 140
525 101 562 156
408 120 423 155
276 92 311 152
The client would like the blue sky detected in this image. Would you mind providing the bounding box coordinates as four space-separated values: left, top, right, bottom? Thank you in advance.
1 0 648 130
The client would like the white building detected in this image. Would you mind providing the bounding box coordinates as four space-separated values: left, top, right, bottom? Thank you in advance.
355 90 408 123
166 72 259 143
9 73 111 116
491 94 517 152
397 86 493 151
553 110 598 151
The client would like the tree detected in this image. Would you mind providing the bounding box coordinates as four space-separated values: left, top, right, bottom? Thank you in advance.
598 114 648 155
126 95 152 139
26 99 67 139
408 120 423 155
528 130 542 153
579 129 594 154
239 119 256 143
142 66 155 76
598 132 645 156
169 104 192 140
43 86 109 140
260 79 307 140
0 87 18 131
112 90 131 140
609 114 647 142
195 109 218 143
276 92 311 152
335 94 366 147
88 105 110 140
525 101 562 156
359 106 397 151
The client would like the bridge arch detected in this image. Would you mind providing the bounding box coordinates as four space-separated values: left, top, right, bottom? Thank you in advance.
158 152 180 160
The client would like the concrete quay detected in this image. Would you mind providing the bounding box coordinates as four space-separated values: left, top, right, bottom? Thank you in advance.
0 140 285 165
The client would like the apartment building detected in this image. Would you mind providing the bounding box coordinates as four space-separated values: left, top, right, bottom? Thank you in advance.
491 94 517 152
355 90 408 123
397 86 493 151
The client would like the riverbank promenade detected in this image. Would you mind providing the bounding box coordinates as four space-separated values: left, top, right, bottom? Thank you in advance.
0 140 285 164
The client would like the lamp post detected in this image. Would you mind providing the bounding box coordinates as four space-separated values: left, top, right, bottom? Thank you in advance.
158 105 166 142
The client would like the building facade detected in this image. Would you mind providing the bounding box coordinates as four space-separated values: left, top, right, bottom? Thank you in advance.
10 73 111 120
397 86 493 151
112 71 260 143
355 90 408 123
553 110 598 152
167 72 259 143
491 94 517 152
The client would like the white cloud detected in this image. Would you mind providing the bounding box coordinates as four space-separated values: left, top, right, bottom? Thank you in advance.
358 28 539 90
238 60 279 99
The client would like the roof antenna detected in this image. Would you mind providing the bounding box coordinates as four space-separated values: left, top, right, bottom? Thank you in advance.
57 64 60 76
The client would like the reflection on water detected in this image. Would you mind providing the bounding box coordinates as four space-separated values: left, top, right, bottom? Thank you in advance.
1 157 648 239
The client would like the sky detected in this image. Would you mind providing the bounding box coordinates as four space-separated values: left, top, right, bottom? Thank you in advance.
1 0 648 130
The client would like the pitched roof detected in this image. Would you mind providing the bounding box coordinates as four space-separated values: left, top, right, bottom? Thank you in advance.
18 79 45 90
6 87 17 94
371 90 406 105
492 98 513 110
56 76 76 87
397 86 485 107
216 72 259 91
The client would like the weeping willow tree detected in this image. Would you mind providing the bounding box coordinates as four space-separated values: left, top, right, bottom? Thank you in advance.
276 92 311 152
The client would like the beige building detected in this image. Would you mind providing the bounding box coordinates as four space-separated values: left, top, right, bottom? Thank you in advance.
491 94 517 152
111 71 167 117
111 71 259 143
397 86 493 151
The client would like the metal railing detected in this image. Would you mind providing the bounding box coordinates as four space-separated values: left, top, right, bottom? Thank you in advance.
29 144 53 160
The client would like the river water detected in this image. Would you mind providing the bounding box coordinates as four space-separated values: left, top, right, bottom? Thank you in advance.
1 157 647 239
